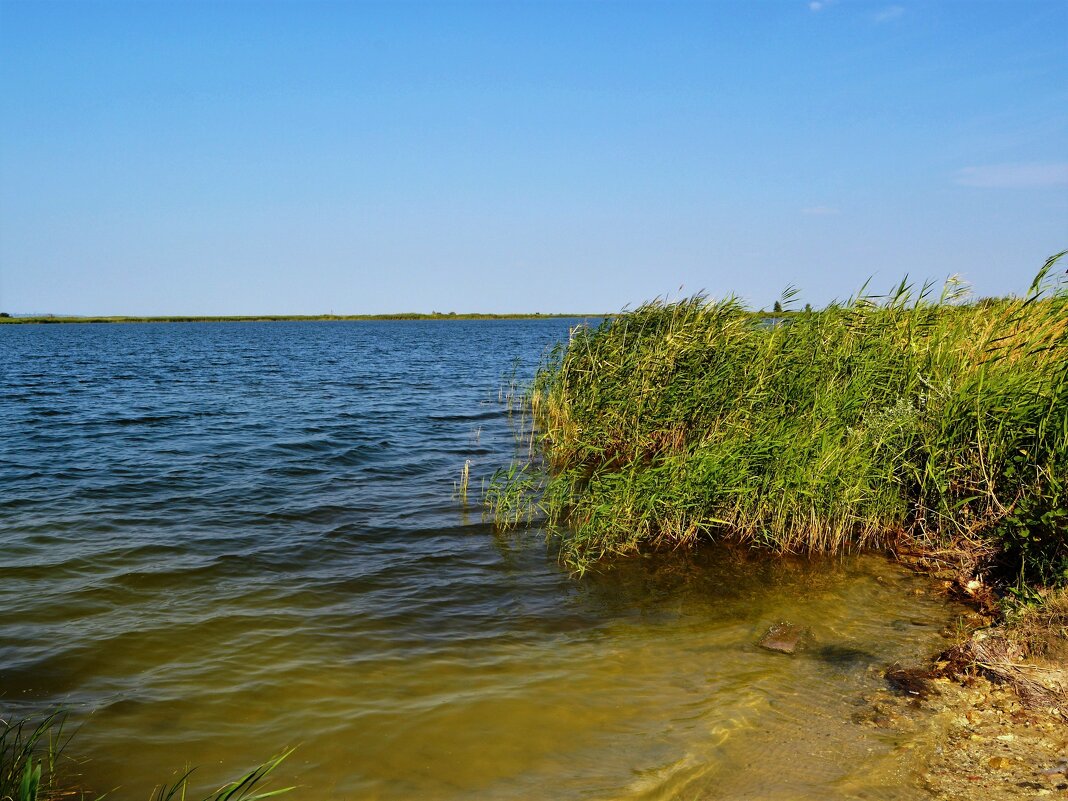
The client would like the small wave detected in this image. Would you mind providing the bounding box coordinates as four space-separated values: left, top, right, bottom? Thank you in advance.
24 408 66 418
106 414 184 426
258 438 336 455
329 443 388 467
427 408 508 423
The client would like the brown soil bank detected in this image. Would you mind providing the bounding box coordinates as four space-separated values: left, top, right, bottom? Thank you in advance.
878 576 1068 799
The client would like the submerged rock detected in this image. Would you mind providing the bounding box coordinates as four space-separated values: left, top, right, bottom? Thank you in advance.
811 643 876 668
758 622 811 654
884 665 934 698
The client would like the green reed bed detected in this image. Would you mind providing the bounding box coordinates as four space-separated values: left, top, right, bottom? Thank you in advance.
489 254 1068 584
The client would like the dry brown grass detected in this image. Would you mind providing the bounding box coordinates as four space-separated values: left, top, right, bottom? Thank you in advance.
938 610 1068 714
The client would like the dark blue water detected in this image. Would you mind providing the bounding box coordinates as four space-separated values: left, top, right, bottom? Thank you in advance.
1 321 962 801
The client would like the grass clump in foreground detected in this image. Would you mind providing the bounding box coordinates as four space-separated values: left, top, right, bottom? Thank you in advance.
0 711 293 801
489 252 1068 591
0 712 68 801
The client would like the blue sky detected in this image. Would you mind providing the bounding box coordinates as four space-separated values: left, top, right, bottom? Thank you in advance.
1 0 1065 314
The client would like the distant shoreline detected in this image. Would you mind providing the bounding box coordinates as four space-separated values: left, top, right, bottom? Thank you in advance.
0 313 607 324
0 311 806 325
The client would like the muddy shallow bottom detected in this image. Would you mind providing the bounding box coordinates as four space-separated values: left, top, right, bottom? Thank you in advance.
11 545 967 801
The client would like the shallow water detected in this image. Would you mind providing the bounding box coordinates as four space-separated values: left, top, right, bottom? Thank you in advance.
1 321 963 800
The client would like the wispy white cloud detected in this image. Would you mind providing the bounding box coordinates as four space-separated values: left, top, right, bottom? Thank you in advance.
802 205 840 216
808 1 830 12
955 162 1068 188
874 6 905 23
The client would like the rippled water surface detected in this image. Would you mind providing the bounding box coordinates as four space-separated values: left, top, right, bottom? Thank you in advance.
1 321 964 800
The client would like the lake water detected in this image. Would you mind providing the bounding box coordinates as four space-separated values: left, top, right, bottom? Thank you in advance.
1 321 964 800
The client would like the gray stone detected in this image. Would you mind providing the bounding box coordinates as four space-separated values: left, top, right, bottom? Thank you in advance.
758 622 811 654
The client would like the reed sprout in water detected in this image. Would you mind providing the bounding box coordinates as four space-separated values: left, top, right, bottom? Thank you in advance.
454 459 472 504
490 253 1068 583
148 750 294 801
